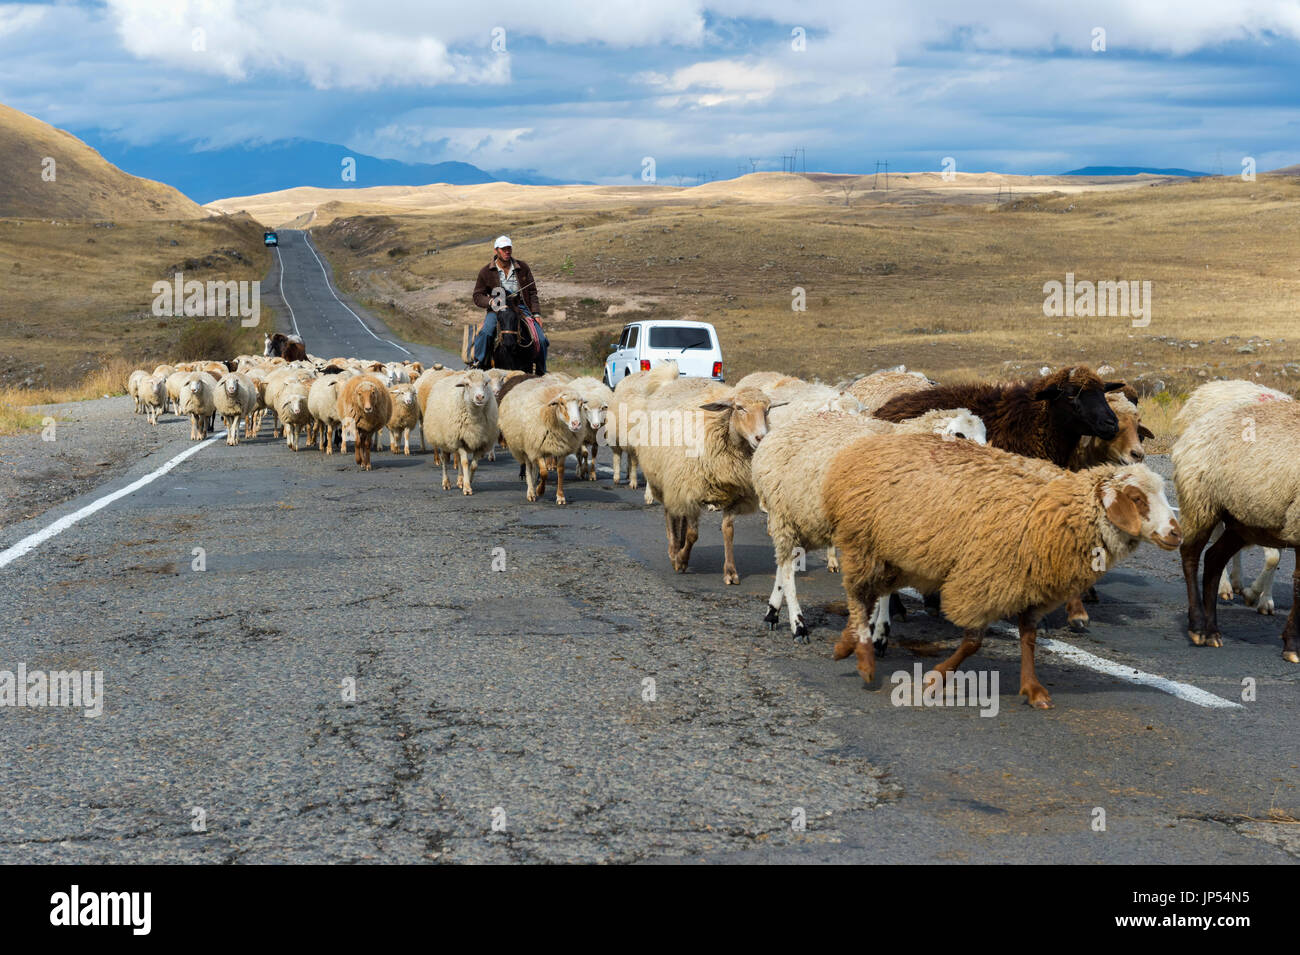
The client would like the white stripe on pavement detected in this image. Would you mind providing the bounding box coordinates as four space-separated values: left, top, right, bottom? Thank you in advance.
0 434 224 570
897 588 1242 710
299 232 412 356
274 246 301 338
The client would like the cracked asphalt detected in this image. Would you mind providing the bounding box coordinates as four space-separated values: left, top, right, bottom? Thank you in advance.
0 229 1294 864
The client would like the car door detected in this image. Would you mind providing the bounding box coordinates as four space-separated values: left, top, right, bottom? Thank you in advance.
608 326 629 382
623 324 640 376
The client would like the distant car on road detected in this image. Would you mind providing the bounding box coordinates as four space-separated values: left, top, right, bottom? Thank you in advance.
604 320 723 388
264 231 278 247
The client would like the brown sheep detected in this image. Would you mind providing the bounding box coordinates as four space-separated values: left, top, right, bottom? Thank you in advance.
338 374 392 470
824 434 1181 708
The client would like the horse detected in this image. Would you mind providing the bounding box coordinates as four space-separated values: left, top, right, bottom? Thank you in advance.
264 332 307 362
489 304 543 374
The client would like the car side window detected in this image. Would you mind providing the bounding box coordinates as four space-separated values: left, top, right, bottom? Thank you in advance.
627 326 639 351
618 327 629 349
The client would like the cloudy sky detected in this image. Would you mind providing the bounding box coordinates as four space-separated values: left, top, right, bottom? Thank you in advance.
2 0 1298 182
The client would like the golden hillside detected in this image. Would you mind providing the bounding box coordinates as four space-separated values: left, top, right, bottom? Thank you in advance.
0 102 204 220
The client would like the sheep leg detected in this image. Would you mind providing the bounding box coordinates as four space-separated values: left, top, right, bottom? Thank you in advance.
868 597 890 654
764 558 786 630
1243 547 1280 614
524 460 540 502
587 443 598 480
628 451 639 490
536 458 549 499
459 448 474 496
666 513 684 567
679 514 699 569
403 429 411 455
826 546 839 573
933 628 984 677
721 513 741 584
555 455 567 505
1065 593 1089 631
1180 525 1215 645
780 555 808 643
1282 562 1300 664
923 592 942 616
612 448 623 484
1200 525 1245 649
831 553 881 683
1017 612 1052 709
441 454 452 491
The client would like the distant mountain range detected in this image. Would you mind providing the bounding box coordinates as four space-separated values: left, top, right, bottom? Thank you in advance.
72 133 589 204
1064 165 1212 177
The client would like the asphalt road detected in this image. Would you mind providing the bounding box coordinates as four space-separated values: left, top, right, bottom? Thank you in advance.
0 234 1295 863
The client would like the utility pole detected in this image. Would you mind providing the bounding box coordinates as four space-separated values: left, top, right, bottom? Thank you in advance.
748 157 759 173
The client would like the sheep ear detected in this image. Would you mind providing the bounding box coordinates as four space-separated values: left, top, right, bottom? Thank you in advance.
455 381 468 387
767 401 788 409
1138 424 1155 441
699 401 734 412
1103 381 1127 392
1100 483 1142 537
1034 385 1060 401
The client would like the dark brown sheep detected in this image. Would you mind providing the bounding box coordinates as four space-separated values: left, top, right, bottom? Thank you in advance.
874 365 1125 467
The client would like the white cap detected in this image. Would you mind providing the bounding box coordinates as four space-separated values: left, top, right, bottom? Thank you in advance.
494 235 512 249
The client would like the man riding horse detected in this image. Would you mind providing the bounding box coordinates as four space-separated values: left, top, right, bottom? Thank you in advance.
468 235 550 373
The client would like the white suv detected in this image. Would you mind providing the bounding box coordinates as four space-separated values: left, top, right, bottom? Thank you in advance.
604 320 724 387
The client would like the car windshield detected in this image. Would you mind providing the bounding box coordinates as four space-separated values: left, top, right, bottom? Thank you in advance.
648 327 711 350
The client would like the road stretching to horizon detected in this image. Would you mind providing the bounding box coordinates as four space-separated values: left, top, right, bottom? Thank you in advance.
0 230 1295 863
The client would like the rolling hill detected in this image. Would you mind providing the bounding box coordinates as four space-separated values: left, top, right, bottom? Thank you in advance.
0 103 204 220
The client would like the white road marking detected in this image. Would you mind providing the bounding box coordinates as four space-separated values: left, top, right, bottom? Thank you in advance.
0 434 224 570
299 232 412 356
896 588 1242 710
273 246 301 338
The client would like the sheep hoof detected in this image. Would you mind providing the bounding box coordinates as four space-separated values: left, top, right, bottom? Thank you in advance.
1283 649 1299 664
832 631 856 660
723 570 740 585
1258 600 1275 615
442 478 451 490
556 495 567 506
1021 685 1054 709
1188 630 1207 646
1068 616 1089 633
1218 586 1235 602
1205 632 1223 648
462 486 473 496
873 636 889 656
793 622 809 644
1083 587 1100 603
763 605 780 627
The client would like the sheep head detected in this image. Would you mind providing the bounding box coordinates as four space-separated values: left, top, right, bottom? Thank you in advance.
1098 466 1181 550
455 370 492 409
700 386 772 452
546 388 585 433
934 409 987 444
1033 366 1123 440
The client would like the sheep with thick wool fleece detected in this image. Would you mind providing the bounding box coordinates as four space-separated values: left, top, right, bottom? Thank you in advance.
497 378 586 505
635 382 774 584
422 370 499 495
1172 394 1300 663
128 369 148 413
569 376 615 480
308 375 346 454
140 374 168 425
178 373 218 440
823 434 1181 707
763 379 864 429
752 408 987 643
847 368 936 413
274 381 313 451
607 360 679 488
213 373 257 446
338 374 391 470
1173 381 1290 612
385 384 422 454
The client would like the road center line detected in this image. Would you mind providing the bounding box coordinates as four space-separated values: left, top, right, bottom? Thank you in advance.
0 433 224 570
274 246 301 338
897 588 1242 709
299 232 412 356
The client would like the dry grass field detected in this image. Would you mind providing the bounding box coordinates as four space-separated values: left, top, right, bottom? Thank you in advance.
298 170 1300 447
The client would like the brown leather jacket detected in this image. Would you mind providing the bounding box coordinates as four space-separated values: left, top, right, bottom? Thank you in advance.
472 257 540 315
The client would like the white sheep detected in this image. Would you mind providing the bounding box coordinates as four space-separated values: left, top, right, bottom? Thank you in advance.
1174 379 1292 614
607 361 679 488
214 373 257 446
385 384 422 454
422 370 499 495
275 381 313 451
569 376 615 480
497 378 586 505
1172 393 1300 662
752 408 987 642
127 369 148 413
178 373 218 440
139 374 168 425
635 382 774 583
307 375 346 454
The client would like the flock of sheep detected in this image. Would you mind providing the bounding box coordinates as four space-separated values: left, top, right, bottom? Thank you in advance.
125 353 1299 709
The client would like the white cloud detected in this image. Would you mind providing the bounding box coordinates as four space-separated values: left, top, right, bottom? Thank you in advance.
0 3 45 38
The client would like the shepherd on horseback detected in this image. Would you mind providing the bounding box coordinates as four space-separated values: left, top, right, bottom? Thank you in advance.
468 235 549 373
